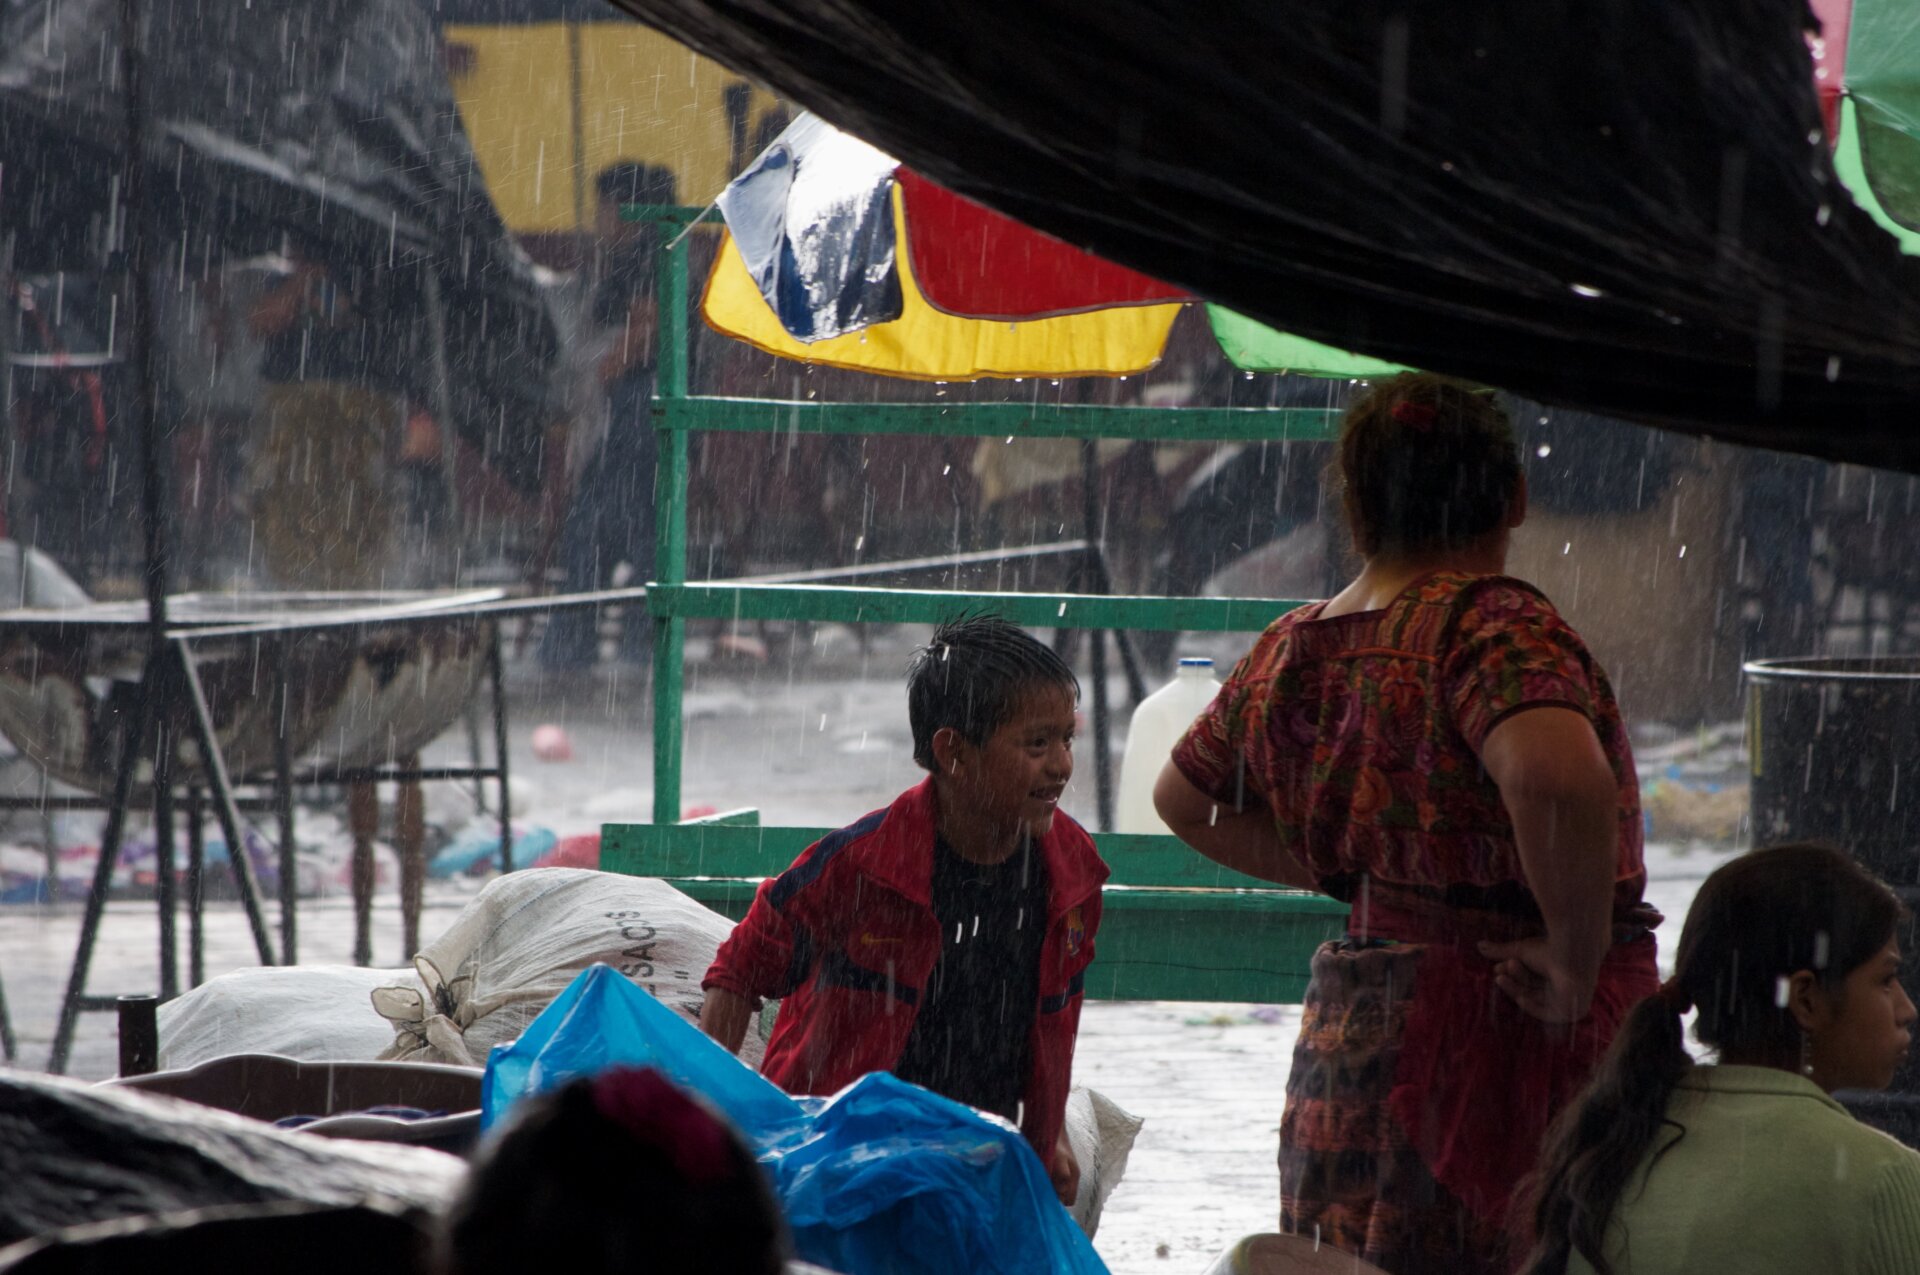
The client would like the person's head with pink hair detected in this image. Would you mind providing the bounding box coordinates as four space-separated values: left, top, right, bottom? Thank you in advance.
436 1067 788 1275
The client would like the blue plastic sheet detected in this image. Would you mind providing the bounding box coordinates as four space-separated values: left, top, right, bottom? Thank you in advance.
482 965 1109 1275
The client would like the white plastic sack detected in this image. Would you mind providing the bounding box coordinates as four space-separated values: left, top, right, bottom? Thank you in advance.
374 868 766 1071
156 964 428 1070
1063 1087 1144 1239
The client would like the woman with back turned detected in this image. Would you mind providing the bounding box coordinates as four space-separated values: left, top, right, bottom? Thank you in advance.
1155 372 1659 1273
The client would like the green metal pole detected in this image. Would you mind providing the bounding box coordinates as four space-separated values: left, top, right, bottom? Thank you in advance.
649 208 693 825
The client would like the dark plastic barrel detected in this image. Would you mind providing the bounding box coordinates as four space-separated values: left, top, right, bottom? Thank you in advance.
1746 656 1920 1143
1746 657 1920 886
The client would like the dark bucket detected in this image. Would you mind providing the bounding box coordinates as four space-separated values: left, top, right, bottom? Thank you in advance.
1746 656 1920 1140
1746 656 1920 886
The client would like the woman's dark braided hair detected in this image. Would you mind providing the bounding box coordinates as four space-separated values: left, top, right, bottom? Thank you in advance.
1517 842 1903 1275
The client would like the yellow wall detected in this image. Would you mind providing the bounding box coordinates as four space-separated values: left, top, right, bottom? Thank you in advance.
445 23 784 234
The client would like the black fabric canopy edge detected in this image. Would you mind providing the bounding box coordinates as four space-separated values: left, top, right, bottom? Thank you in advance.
605 0 1920 473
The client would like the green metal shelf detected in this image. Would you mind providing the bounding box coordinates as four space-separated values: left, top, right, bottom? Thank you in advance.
646 582 1301 632
604 821 1347 896
608 205 1351 1005
604 817 1347 1003
654 396 1340 442
642 875 1342 1003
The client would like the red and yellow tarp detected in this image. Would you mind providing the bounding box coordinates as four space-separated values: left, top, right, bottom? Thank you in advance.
703 188 1183 381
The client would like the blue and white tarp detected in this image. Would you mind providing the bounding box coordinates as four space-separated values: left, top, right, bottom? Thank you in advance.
714 113 904 343
482 964 1108 1275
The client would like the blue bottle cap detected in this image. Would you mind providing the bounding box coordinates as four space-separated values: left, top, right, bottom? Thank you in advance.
1178 657 1214 667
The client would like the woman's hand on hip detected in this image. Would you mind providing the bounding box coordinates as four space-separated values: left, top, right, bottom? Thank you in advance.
1478 935 1596 1024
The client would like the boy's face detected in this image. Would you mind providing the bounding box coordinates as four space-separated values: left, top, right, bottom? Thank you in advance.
943 683 1077 843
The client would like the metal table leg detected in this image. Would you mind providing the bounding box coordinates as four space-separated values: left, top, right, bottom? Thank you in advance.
185 784 205 988
171 639 276 966
0 958 15 1063
151 697 179 1002
272 639 299 964
490 626 513 872
50 668 158 1074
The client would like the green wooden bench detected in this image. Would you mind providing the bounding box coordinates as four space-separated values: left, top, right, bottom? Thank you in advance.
601 813 1349 1003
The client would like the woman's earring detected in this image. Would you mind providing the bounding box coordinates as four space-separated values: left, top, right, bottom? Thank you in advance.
1801 1031 1816 1078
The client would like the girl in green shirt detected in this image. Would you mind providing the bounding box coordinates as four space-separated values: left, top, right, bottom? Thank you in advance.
1519 842 1920 1275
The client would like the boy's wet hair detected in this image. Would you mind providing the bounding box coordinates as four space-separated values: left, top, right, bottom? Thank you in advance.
907 614 1078 771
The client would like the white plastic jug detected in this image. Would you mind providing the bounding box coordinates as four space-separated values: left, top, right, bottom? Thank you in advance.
1115 657 1223 835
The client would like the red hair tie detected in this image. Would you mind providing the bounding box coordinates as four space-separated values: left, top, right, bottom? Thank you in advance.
1391 400 1438 431
589 1066 739 1186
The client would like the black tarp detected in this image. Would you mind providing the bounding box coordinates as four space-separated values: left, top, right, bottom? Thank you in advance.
0 0 556 490
0 1070 458 1246
428 0 611 21
604 0 1920 473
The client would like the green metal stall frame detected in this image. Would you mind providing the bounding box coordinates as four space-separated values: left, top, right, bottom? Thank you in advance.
599 205 1353 1004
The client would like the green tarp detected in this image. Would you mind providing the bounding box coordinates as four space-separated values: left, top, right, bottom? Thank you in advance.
1206 307 1407 378
1847 0 1920 232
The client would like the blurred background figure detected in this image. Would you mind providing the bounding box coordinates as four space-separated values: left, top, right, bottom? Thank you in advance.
246 241 409 593
246 242 424 962
538 162 678 672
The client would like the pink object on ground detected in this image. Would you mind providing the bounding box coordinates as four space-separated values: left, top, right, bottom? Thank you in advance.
530 834 602 871
530 724 574 762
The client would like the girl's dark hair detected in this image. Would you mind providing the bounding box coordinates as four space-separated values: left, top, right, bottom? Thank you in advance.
1337 371 1521 556
907 612 1079 770
436 1068 788 1275
1518 842 1904 1275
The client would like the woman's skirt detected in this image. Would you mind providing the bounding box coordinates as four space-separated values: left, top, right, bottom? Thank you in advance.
1279 922 1658 1275
1279 937 1504 1275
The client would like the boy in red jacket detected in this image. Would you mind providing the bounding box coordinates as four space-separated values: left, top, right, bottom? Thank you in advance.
700 614 1107 1204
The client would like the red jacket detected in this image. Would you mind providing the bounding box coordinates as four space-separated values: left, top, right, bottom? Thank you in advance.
703 778 1108 1156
